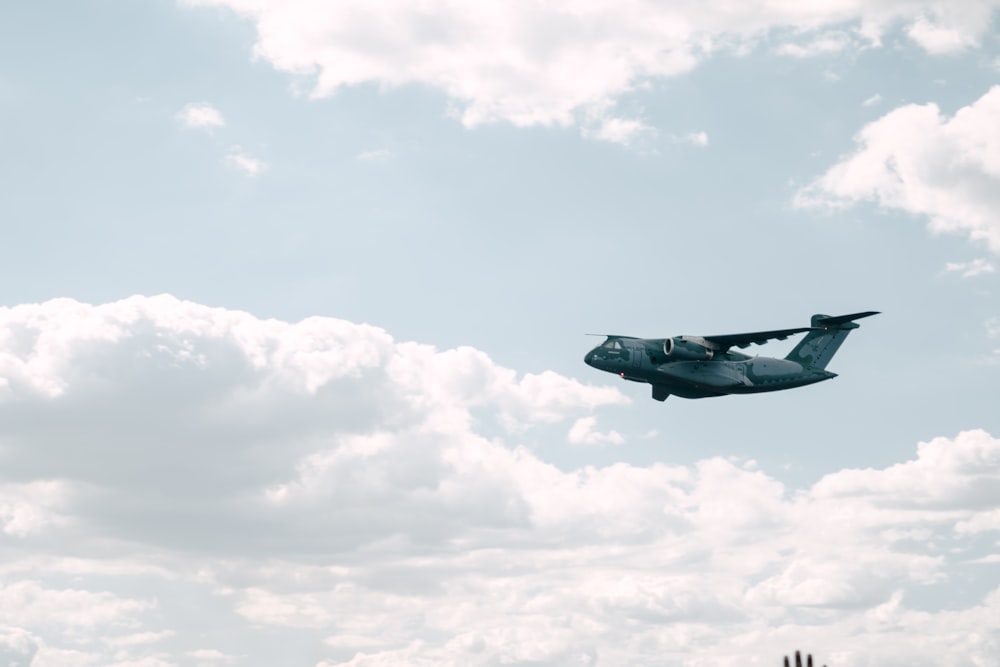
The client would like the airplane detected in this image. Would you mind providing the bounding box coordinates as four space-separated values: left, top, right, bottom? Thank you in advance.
584 311 878 401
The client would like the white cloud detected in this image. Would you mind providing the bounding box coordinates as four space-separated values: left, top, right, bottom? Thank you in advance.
177 102 225 130
2 296 1000 664
356 149 394 162
585 116 655 145
810 429 1000 512
0 581 153 632
104 632 175 648
956 508 1000 535
567 416 625 446
187 648 236 662
181 0 1000 139
797 85 1000 254
906 13 980 54
0 480 71 537
238 427 1000 666
943 258 996 277
225 146 267 176
968 554 1000 564
667 130 709 146
774 30 854 58
689 131 709 146
29 646 102 667
986 317 1000 363
0 626 38 666
863 93 883 107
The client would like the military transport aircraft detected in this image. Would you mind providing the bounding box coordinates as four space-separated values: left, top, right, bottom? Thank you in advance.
584 311 878 401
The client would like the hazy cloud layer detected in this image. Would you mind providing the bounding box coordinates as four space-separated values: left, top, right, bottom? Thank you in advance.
179 0 1000 141
0 297 998 665
798 86 1000 254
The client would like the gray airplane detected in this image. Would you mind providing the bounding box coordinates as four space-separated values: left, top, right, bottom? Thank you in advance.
584 311 878 401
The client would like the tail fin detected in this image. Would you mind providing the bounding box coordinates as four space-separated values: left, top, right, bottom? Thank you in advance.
785 311 879 370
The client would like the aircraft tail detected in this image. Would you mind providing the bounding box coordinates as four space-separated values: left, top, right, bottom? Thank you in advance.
785 311 879 370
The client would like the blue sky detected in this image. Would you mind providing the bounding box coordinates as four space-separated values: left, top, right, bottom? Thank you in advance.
1 1 1000 665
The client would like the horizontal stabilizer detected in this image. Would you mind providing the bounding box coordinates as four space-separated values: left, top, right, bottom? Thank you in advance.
814 311 880 327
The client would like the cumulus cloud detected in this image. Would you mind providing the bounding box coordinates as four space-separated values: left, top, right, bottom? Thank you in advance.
0 580 153 635
797 85 1000 253
666 130 710 146
943 258 996 277
0 296 999 664
104 631 176 648
585 116 655 145
225 146 267 176
0 295 626 551
0 480 71 537
179 0 1000 140
906 13 981 53
177 102 225 129
0 626 37 666
187 647 236 662
863 93 883 107
567 416 625 446
773 30 855 58
356 149 394 162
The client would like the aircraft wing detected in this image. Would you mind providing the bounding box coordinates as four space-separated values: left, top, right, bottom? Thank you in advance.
702 326 816 351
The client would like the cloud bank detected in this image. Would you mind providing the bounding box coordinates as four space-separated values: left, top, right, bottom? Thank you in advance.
180 0 1000 141
0 296 998 665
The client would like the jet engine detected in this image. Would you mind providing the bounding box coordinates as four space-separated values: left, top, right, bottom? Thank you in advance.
663 337 714 361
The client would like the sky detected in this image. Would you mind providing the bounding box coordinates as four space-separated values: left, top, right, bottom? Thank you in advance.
1 1 1000 665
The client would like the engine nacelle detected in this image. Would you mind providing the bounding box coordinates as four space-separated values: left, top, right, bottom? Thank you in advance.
663 337 714 361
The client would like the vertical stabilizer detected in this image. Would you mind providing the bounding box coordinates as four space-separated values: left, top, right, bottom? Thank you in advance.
785 311 878 370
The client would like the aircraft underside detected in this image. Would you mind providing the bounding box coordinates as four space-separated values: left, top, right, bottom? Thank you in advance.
624 361 835 400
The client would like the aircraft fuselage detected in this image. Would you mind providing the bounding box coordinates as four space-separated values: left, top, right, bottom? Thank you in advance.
584 338 836 399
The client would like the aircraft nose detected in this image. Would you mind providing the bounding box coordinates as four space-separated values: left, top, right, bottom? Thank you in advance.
584 349 598 367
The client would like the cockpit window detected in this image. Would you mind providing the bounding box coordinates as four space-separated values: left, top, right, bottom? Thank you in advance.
602 339 622 349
